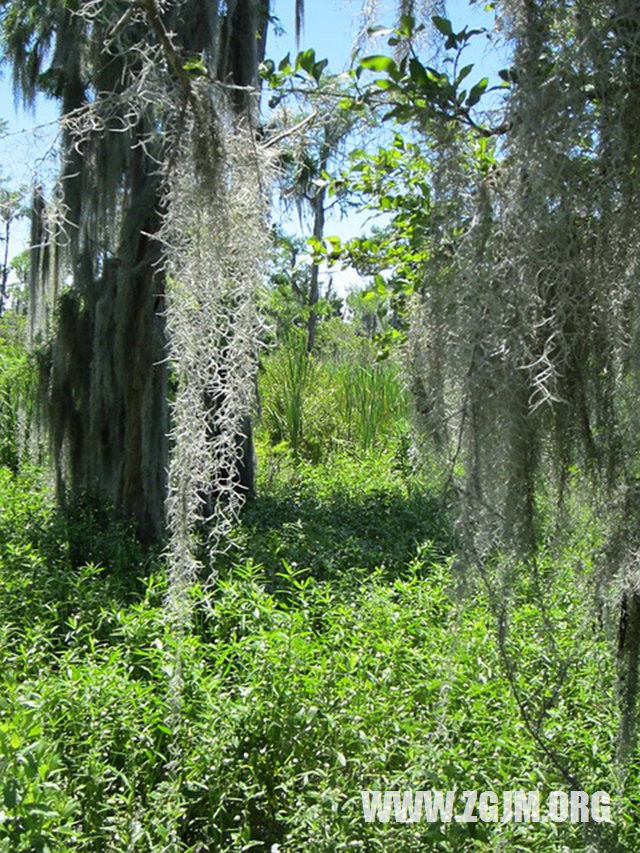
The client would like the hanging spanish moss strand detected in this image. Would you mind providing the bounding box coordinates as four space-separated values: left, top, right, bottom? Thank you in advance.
156 93 271 840
408 0 640 761
162 92 271 628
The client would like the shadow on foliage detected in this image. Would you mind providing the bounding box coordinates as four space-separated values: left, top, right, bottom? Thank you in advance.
0 486 164 653
233 482 453 585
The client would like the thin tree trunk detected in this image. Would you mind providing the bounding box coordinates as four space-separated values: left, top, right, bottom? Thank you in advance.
306 128 332 353
0 219 9 316
307 186 325 353
618 589 640 761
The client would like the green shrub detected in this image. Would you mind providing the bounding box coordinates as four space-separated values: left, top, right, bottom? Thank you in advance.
237 447 452 582
0 461 635 852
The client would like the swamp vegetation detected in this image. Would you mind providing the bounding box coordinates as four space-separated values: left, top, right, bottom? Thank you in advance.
1 0 640 850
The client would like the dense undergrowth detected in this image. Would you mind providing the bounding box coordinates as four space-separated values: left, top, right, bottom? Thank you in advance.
0 447 636 852
0 307 635 852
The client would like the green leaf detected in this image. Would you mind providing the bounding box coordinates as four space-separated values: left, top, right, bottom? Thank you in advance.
467 76 488 107
312 59 328 82
374 273 387 294
398 13 416 35
183 56 206 75
498 67 517 85
360 55 398 75
259 59 275 79
382 105 415 123
432 15 453 37
455 64 474 86
297 48 317 76
409 57 429 89
3 782 16 810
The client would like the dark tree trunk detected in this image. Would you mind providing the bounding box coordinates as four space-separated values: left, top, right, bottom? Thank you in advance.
113 157 168 542
41 140 168 544
618 589 640 761
28 0 281 543
220 0 270 116
307 187 325 353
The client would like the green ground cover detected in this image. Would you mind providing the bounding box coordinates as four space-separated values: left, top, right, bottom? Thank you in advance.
0 449 634 852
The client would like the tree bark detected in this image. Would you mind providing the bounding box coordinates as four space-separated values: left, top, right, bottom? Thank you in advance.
307 186 325 353
618 589 640 761
306 130 331 353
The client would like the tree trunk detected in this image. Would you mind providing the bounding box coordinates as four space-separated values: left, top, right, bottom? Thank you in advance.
307 187 325 353
42 149 168 543
618 589 640 761
113 163 168 543
28 0 280 543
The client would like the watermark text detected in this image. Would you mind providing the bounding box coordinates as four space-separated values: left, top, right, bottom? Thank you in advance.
361 789 611 824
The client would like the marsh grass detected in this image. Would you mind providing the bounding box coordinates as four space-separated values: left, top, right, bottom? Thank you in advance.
260 334 408 461
0 315 37 471
261 330 314 457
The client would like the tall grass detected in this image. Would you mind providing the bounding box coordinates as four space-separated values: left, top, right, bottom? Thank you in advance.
0 315 37 471
260 330 408 460
261 330 314 456
334 360 406 450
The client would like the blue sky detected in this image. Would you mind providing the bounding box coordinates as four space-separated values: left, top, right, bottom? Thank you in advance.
270 0 365 71
0 1 505 292
269 0 500 71
0 86 59 262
